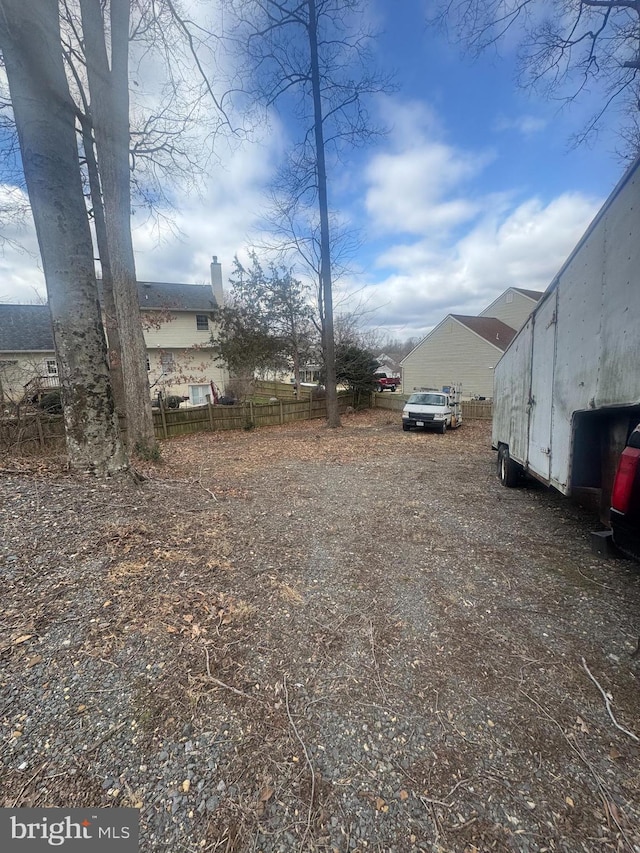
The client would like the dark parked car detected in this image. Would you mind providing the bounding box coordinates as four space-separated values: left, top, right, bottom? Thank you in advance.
610 423 640 561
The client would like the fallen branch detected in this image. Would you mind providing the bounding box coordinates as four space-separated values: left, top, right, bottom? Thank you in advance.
420 776 471 809
581 658 639 743
283 674 315 852
12 762 48 807
85 723 127 755
204 646 254 699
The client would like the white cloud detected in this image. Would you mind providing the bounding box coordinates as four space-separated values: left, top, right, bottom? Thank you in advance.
131 129 283 285
0 185 44 304
359 190 601 339
365 98 492 235
494 114 548 135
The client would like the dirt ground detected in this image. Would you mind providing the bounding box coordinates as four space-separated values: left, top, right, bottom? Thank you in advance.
1 409 639 853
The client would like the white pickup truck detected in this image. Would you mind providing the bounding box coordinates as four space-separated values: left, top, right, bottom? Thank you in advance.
402 387 462 434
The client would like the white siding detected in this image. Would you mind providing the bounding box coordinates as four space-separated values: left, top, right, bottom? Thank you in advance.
143 310 227 399
142 310 217 349
0 351 57 400
401 317 501 398
480 290 537 330
148 348 227 401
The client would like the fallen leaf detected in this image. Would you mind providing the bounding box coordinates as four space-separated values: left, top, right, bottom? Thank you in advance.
26 655 43 668
566 796 574 808
166 626 177 633
399 790 409 801
12 731 22 738
13 634 33 646
77 704 87 713
609 800 620 822
576 716 589 733
609 746 623 761
375 797 386 811
259 784 274 802
182 780 190 793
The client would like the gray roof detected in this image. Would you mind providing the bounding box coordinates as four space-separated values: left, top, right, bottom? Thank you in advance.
451 315 517 352
512 287 544 301
136 281 217 311
1 282 217 353
0 304 54 352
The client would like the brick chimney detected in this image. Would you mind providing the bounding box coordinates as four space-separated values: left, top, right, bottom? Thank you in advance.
210 255 224 308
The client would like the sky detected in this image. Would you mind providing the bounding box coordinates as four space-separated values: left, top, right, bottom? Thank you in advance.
0 0 632 341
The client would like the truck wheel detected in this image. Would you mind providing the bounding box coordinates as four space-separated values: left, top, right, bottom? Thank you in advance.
439 421 447 434
390 385 396 392
377 385 384 393
498 445 520 487
402 423 410 431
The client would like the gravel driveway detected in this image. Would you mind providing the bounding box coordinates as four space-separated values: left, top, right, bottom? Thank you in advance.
1 409 639 853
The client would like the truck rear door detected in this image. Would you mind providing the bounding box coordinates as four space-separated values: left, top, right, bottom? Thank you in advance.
528 292 557 481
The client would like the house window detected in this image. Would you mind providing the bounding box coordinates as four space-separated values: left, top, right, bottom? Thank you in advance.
45 359 58 376
189 384 210 406
160 352 175 373
506 292 514 304
146 355 150 371
196 314 209 331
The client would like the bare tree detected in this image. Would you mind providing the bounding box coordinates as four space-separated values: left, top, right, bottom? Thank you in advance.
79 0 157 455
259 176 363 334
226 0 391 427
435 0 640 149
0 0 127 473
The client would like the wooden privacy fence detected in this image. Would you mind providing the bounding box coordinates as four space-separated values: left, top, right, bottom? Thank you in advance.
153 393 355 439
253 379 301 399
461 400 493 420
1 393 356 453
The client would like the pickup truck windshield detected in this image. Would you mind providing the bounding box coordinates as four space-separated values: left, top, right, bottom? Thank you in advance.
407 393 446 406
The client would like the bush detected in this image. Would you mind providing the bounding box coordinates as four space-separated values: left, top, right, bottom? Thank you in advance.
38 390 63 414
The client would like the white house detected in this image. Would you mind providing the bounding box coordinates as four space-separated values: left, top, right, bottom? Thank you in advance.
400 288 542 399
0 257 228 406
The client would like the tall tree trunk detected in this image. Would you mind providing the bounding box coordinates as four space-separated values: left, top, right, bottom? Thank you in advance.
0 0 127 474
80 114 127 416
307 0 340 428
80 0 156 453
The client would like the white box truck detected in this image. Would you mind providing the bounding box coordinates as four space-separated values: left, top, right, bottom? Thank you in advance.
492 156 640 554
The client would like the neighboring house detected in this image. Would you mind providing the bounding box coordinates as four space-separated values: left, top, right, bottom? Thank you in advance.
0 304 58 403
400 288 543 399
373 353 401 378
0 256 228 407
478 287 543 329
401 315 518 399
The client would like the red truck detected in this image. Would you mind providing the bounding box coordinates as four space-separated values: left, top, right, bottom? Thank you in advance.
374 371 401 392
